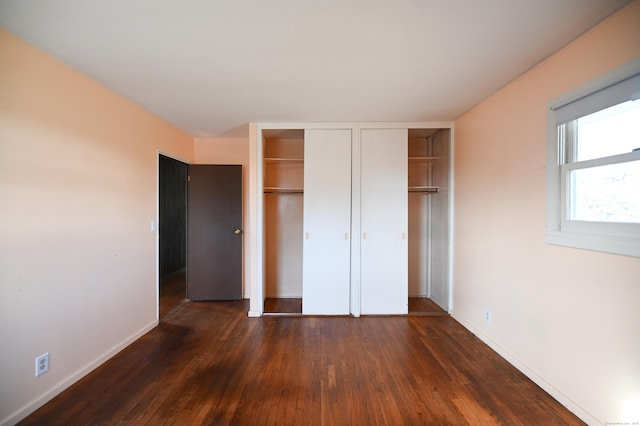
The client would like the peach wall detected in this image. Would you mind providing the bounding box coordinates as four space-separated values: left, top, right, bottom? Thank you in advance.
194 138 251 298
0 29 194 424
452 2 640 424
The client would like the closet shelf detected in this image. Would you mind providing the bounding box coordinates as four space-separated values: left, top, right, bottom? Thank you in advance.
264 157 304 164
408 186 439 193
264 187 304 194
408 156 440 162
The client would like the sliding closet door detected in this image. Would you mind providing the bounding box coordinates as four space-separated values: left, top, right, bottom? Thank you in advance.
360 128 408 314
302 129 352 314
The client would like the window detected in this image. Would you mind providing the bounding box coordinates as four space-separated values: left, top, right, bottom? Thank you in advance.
546 59 640 257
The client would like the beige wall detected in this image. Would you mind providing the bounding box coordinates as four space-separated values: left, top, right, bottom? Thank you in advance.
452 2 640 424
194 138 251 298
0 29 194 424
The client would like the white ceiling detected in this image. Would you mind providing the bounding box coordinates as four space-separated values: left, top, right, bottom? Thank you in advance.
0 0 632 138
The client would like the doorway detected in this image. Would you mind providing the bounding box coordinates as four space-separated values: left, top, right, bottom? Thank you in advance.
159 154 188 319
159 157 244 316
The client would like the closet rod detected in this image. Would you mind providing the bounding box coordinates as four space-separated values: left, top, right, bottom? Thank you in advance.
408 187 439 193
264 190 304 194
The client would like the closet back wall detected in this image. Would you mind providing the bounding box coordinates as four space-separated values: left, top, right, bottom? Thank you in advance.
263 134 304 298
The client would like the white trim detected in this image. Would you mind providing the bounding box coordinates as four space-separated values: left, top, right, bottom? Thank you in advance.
562 149 640 171
450 311 600 426
156 152 161 321
549 58 640 112
257 121 454 131
2 320 158 426
447 126 455 313
350 125 362 317
546 59 640 258
546 229 640 257
249 121 454 317
248 123 262 317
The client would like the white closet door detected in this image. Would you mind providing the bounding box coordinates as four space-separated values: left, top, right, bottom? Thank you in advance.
302 129 352 314
360 128 408 314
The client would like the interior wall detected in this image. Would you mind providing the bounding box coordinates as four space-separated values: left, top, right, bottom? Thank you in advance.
451 2 640 424
0 29 194 424
263 136 304 298
194 137 251 298
264 193 304 298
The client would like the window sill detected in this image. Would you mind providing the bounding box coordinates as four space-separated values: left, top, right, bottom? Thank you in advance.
546 229 640 257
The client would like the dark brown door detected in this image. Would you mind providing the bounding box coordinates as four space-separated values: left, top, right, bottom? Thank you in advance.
187 165 242 300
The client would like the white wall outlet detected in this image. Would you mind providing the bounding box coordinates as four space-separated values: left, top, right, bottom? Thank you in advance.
35 352 49 377
484 310 492 324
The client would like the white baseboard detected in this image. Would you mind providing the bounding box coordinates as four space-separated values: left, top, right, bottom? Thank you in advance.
450 310 600 426
2 320 159 426
429 295 448 311
5 312 599 424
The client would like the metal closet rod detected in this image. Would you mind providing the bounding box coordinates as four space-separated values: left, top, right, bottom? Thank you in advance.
264 189 304 194
263 189 438 194
408 187 439 193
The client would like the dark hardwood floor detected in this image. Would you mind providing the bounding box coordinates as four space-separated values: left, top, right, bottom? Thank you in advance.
264 297 302 314
264 297 447 315
20 299 584 425
159 271 187 319
408 297 447 314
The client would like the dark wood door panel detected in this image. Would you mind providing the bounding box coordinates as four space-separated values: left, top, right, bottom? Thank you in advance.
187 164 242 300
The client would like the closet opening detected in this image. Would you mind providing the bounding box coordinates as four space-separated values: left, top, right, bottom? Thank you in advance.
158 154 188 319
254 123 451 317
408 128 450 315
262 129 304 315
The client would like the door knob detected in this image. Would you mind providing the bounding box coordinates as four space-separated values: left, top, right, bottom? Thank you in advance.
234 229 243 235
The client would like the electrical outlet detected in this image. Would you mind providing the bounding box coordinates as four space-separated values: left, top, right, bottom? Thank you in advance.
484 310 492 324
35 353 49 377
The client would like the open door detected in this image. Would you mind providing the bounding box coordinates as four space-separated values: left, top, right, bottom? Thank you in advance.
187 165 242 301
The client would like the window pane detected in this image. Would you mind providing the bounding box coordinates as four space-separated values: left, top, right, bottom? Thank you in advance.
576 99 640 162
570 160 640 223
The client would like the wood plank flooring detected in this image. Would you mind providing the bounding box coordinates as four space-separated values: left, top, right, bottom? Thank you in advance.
408 297 447 314
159 271 186 319
264 297 302 314
20 300 584 425
264 297 447 315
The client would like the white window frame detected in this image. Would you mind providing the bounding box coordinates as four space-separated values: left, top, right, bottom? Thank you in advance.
546 58 640 258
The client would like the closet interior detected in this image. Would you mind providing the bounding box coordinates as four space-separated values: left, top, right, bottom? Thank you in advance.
260 126 450 315
407 128 450 314
263 130 304 314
